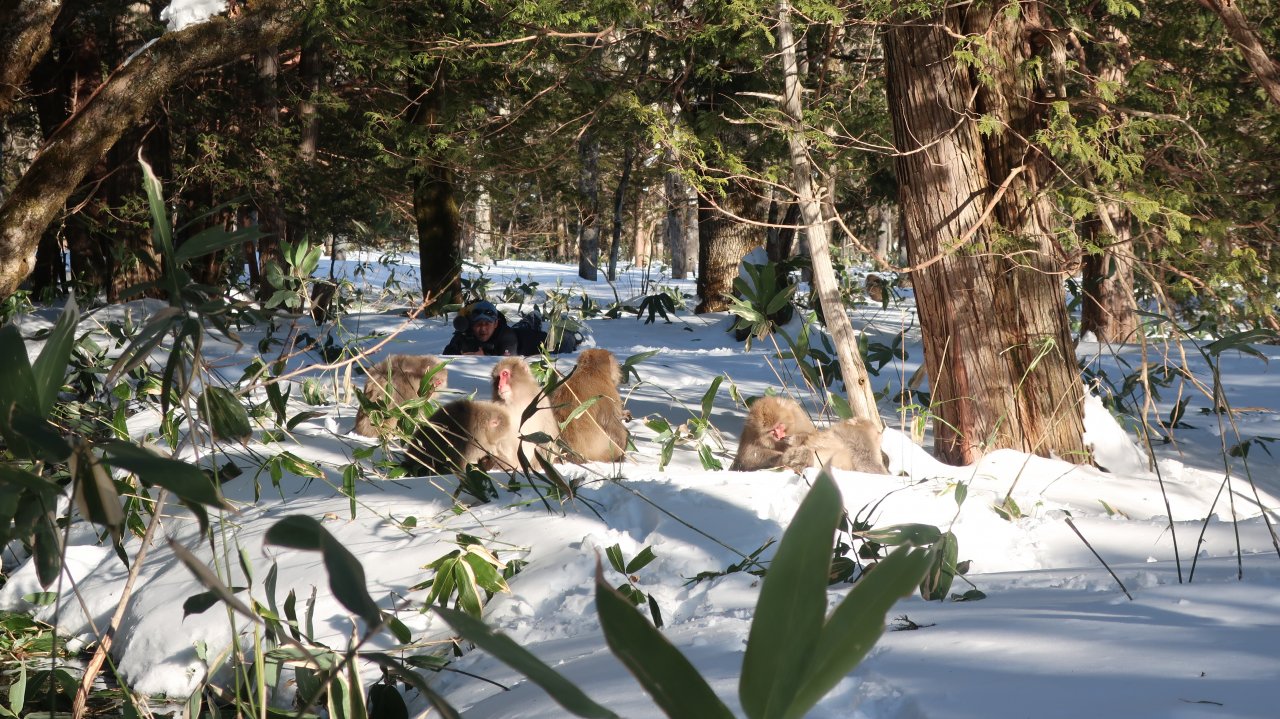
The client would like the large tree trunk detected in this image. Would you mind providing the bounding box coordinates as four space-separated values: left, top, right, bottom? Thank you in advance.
0 0 304 301
694 178 762 313
411 75 461 309
884 2 1087 465
0 0 63 121
577 129 600 281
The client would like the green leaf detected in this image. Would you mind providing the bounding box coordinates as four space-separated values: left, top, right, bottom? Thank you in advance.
918 531 959 601
182 587 249 617
700 375 725 418
31 294 79 416
32 511 62 588
1204 328 1277 361
786 545 933 718
101 441 227 510
264 515 383 630
435 606 621 719
367 683 409 719
856 523 942 547
624 546 657 574
740 472 843 719
174 224 264 266
6 662 25 717
605 544 627 574
71 445 124 540
199 386 253 441
453 559 483 618
595 564 734 719
0 324 38 418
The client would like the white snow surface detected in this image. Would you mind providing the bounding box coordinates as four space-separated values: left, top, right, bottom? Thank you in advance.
5 257 1280 718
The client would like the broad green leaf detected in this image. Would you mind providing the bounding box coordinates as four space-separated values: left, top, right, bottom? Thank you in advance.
0 324 38 418
367 683 409 719
173 224 263 266
1205 328 1277 361
453 559 483 618
199 386 252 441
33 511 62 588
918 531 959 601
71 445 124 540
31 294 79 416
595 565 734 719
700 375 725 418
104 307 184 386
182 587 249 617
856 523 942 547
6 662 25 716
435 606 621 719
740 472 842 719
605 544 627 574
461 552 509 594
786 545 933 718
102 441 226 509
625 546 657 574
264 515 382 629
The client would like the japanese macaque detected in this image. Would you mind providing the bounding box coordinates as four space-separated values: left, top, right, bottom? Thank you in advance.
551 349 629 462
730 396 818 471
782 418 888 474
407 399 518 474
353 355 448 437
491 357 560 465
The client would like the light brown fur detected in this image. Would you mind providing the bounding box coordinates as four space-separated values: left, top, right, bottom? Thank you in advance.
782 418 888 474
407 399 518 474
730 396 817 471
353 355 447 437
551 349 629 462
491 357 561 466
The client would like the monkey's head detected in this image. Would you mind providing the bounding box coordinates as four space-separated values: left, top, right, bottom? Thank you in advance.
492 357 528 401
751 396 805 442
576 349 621 382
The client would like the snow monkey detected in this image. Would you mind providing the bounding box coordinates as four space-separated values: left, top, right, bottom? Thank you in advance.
491 357 561 465
782 418 889 474
353 354 448 437
407 399 519 474
730 396 818 471
551 349 629 462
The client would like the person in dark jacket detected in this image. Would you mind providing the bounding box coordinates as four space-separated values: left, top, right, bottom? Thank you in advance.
442 300 518 356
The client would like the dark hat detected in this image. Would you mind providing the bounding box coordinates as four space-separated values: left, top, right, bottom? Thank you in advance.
470 301 500 323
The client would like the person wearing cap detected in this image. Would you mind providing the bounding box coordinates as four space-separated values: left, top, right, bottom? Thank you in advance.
442 300 519 356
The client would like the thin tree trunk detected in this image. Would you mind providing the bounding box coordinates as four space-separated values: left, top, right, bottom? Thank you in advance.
253 45 285 302
1196 0 1280 110
776 0 879 420
664 166 689 279
884 2 1087 465
608 145 635 281
0 0 303 301
473 182 493 264
577 129 601 281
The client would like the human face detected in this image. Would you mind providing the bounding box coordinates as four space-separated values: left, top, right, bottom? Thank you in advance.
471 318 497 342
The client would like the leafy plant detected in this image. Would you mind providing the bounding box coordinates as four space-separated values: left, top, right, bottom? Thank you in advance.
637 291 679 324
726 260 797 347
435 472 937 719
414 535 514 619
264 239 324 313
604 544 663 627
643 376 726 470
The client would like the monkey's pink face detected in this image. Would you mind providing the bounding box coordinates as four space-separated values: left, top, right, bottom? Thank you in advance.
770 422 787 441
496 368 512 399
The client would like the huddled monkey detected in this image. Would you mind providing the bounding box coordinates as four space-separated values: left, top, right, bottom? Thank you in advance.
730 396 818 471
353 354 448 437
782 418 888 474
407 399 518 474
551 349 629 462
491 357 561 465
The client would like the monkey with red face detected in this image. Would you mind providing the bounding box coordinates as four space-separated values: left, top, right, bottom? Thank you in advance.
730 396 817 471
491 357 561 466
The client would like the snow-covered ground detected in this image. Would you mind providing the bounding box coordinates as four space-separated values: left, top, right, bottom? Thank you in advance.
4 256 1280 718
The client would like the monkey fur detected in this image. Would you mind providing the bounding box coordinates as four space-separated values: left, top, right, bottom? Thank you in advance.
730 396 817 471
551 349 629 462
353 354 447 437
